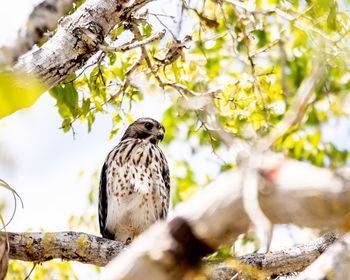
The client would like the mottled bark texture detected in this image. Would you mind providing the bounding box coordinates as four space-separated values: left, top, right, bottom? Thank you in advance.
6 231 339 279
211 232 338 280
0 236 8 280
7 231 125 266
0 0 77 65
296 232 350 280
15 0 153 88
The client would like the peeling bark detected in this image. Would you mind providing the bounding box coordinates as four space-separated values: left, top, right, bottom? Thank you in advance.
0 0 77 65
15 0 153 88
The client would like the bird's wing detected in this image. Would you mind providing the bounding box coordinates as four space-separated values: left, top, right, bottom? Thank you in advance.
98 162 115 239
158 147 170 219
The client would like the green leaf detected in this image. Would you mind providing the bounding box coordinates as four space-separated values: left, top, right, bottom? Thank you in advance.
125 112 133 124
62 118 72 132
142 23 152 37
81 98 91 116
327 0 338 31
87 113 95 132
111 24 124 40
64 84 79 108
108 53 117 66
0 71 45 119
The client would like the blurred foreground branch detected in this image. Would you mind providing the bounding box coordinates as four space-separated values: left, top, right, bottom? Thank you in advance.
102 154 350 279
0 0 77 65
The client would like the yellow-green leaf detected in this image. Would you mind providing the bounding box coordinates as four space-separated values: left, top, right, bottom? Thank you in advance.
0 71 45 119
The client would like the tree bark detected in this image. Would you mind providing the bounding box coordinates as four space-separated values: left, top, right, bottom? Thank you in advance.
0 236 8 280
7 231 125 266
15 0 153 89
6 230 339 278
296 232 350 280
0 0 77 65
211 232 338 280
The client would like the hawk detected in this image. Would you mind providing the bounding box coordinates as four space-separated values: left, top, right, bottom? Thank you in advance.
98 117 170 242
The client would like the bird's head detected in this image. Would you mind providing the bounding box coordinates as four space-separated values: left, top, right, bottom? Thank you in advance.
121 118 165 145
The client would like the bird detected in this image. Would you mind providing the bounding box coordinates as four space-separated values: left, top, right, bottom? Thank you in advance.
98 117 170 242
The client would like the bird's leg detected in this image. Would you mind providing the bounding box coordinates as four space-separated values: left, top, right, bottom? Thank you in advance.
125 237 132 244
125 230 138 245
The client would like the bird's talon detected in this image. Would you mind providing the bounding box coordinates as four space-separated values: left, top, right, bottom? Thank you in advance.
126 237 132 244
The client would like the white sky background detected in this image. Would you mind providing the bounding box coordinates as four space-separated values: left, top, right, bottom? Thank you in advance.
1 0 350 278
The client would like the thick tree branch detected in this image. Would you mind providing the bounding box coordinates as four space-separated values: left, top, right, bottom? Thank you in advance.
296 232 350 280
7 231 125 266
15 0 154 89
0 0 77 65
211 232 338 280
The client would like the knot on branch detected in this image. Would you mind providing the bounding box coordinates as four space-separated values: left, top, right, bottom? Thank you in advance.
73 22 104 52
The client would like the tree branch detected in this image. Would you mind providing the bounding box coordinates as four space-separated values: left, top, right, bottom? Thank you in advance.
211 232 338 279
7 231 125 266
98 30 165 52
0 0 77 65
15 0 154 89
6 230 339 279
296 232 350 280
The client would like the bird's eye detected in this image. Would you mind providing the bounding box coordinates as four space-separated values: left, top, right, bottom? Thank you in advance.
144 122 153 130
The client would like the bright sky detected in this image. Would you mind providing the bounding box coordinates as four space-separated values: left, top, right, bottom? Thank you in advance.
1 2 350 279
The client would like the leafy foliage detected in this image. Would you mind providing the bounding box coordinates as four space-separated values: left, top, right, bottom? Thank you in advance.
0 72 44 119
2 0 350 277
48 0 350 225
7 260 77 280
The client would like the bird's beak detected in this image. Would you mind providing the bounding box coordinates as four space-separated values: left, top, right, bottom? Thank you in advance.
152 127 165 141
157 133 164 141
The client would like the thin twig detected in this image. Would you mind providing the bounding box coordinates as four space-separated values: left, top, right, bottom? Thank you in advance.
109 51 146 102
258 61 325 151
24 262 37 280
250 39 280 58
230 4 269 123
195 111 227 165
98 30 165 53
152 14 177 40
0 179 23 230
